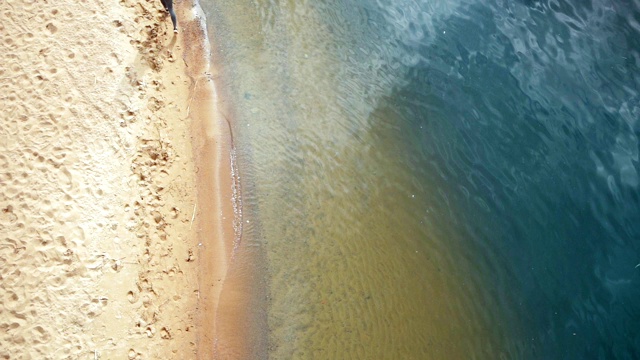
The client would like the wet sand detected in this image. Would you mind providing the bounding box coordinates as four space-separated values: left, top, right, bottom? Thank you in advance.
1 0 237 358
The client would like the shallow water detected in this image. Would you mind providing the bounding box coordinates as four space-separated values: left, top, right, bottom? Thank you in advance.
200 0 640 358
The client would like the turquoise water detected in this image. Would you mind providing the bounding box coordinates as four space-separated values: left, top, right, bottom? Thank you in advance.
200 0 640 358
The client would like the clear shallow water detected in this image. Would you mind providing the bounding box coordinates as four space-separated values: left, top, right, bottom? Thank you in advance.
200 0 640 358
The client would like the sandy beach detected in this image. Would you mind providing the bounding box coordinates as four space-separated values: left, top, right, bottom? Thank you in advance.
1 0 235 358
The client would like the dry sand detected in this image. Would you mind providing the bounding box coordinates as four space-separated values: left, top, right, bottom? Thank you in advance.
1 0 236 358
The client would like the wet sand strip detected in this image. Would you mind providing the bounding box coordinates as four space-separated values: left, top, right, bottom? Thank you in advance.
179 1 270 358
177 2 257 358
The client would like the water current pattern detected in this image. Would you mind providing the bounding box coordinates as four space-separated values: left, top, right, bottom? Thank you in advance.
199 0 640 358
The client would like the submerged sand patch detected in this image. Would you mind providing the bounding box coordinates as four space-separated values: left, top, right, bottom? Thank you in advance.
0 0 230 358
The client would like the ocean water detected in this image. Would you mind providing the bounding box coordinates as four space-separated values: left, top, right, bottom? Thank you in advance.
199 0 640 358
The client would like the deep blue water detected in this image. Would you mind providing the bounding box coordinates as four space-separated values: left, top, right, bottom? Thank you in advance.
201 0 640 357
382 0 640 357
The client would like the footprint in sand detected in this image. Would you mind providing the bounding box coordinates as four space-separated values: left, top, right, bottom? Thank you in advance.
128 349 142 360
4 291 20 311
59 166 73 190
145 326 155 338
127 290 138 304
45 23 57 35
30 325 51 344
160 327 171 340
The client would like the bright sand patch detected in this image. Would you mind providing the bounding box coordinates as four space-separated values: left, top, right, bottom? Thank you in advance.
1 0 235 358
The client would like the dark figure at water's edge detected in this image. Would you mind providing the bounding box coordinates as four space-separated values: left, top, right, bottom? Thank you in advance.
160 0 178 33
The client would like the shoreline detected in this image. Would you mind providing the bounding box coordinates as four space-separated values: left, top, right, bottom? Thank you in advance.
175 2 239 358
179 2 267 358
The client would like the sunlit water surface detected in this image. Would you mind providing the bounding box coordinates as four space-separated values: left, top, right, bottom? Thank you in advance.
199 0 640 358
